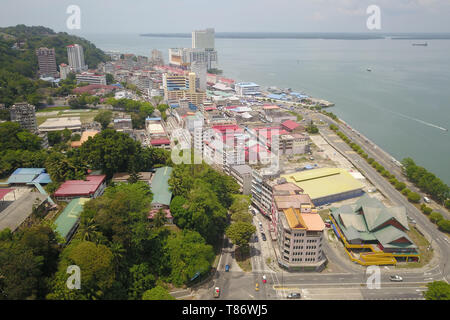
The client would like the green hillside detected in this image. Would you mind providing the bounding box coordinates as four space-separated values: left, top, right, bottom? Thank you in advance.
0 24 109 107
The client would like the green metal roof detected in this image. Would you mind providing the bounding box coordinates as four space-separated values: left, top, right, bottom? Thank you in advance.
331 194 414 247
54 198 90 240
151 167 173 206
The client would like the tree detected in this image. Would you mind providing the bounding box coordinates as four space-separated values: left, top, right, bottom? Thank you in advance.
0 241 43 299
420 204 433 215
407 192 421 203
164 230 214 286
429 212 444 224
47 241 115 300
142 285 175 300
394 181 406 191
105 73 115 85
306 121 319 134
445 200 450 210
226 222 256 248
424 281 450 300
128 263 156 300
94 110 113 130
437 219 450 233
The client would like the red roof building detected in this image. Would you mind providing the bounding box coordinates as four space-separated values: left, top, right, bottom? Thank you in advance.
54 175 107 201
282 120 304 132
150 138 171 146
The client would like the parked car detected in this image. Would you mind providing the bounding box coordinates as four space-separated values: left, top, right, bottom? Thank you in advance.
389 275 403 282
225 264 230 272
214 287 220 298
255 235 259 242
423 197 431 203
261 233 267 241
287 292 301 299
255 283 259 291
262 275 267 283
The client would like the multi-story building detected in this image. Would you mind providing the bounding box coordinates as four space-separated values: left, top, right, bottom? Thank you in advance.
59 63 71 80
229 164 253 195
192 28 215 49
251 168 280 218
67 44 88 72
36 47 58 78
273 182 326 271
190 61 207 91
235 82 261 96
151 49 164 66
169 48 218 70
9 103 37 132
163 72 205 107
76 72 107 85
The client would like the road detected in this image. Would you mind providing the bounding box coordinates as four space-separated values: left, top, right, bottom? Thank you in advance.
197 107 449 300
311 117 450 283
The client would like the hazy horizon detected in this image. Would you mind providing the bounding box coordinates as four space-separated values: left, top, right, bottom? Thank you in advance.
1 0 450 34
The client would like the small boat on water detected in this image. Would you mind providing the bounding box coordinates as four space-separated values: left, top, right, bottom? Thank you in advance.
412 42 428 46
367 68 372 72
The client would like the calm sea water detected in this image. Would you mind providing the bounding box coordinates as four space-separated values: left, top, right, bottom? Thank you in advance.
81 33 450 185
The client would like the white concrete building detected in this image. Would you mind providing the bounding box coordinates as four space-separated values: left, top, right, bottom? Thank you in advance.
192 28 215 49
235 82 261 96
67 44 88 72
76 72 107 85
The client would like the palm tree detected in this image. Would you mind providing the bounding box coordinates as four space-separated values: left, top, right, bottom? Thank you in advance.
78 217 102 243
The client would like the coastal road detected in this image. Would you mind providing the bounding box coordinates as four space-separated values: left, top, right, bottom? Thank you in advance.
313 111 450 220
317 125 450 283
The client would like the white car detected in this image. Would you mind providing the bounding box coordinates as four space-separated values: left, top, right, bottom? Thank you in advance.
389 275 403 282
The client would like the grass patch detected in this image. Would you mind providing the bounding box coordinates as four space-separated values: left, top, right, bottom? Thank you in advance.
318 209 330 220
36 106 70 113
235 246 252 272
396 225 433 269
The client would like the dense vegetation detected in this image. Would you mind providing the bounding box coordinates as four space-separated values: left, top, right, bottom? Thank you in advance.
424 281 450 300
0 25 108 107
401 158 449 204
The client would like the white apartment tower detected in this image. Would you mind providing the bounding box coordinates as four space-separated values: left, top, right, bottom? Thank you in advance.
192 28 215 49
67 44 88 72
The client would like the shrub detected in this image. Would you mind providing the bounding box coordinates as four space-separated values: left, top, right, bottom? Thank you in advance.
429 212 444 224
420 204 433 215
402 188 411 196
395 181 407 191
367 158 374 164
407 192 421 203
437 219 450 233
445 199 450 210
389 177 398 185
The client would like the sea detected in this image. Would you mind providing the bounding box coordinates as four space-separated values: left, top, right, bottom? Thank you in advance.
80 33 450 185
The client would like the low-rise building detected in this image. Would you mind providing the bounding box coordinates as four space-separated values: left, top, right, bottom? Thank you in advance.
76 72 107 85
54 175 107 202
111 172 153 186
54 198 90 243
150 167 173 210
38 117 82 132
235 82 261 96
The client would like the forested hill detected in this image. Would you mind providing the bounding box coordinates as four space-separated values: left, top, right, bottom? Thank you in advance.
0 24 109 78
0 25 109 107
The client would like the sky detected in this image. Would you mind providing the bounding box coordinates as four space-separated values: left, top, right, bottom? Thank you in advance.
1 0 450 34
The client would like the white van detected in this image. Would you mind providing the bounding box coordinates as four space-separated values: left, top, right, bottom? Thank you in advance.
424 197 431 203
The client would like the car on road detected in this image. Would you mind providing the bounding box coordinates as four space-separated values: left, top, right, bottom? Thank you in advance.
423 197 431 203
389 275 403 282
262 275 267 283
255 283 259 291
287 292 301 299
225 264 230 272
261 233 267 241
214 287 220 298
